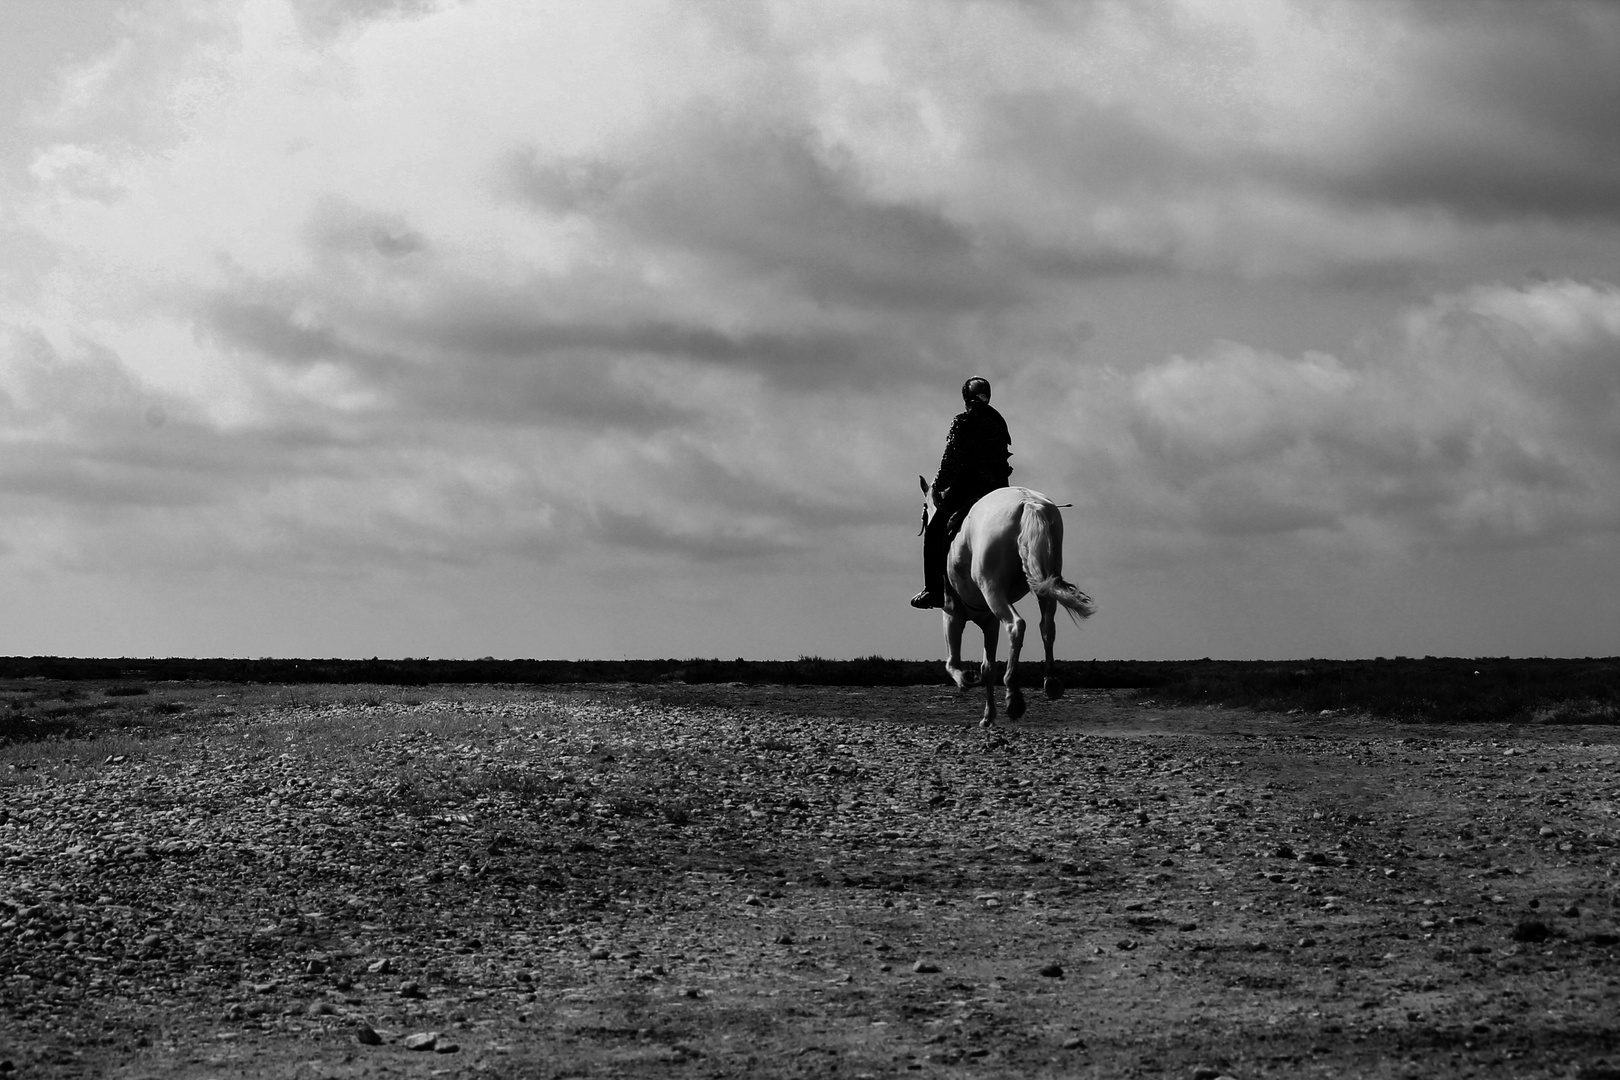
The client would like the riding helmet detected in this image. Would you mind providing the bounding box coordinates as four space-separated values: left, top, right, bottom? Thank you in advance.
962 376 991 404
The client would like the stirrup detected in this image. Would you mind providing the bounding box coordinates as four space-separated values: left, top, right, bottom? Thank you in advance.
910 589 941 609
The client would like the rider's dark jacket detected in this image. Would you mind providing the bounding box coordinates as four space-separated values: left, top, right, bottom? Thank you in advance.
932 399 1012 498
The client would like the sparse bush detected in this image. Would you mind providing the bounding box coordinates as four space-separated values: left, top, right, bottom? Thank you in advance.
472 766 557 801
1532 699 1618 725
1 711 81 744
1135 657 1620 725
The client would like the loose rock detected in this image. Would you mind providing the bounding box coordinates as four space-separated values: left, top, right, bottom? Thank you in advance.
1510 920 1552 943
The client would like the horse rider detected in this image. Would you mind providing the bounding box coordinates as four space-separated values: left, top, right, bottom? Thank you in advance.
910 376 1013 609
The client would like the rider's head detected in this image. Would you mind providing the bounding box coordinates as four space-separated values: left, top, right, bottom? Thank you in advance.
962 377 991 406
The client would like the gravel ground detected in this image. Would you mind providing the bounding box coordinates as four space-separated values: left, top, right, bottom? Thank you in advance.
1 680 1618 1079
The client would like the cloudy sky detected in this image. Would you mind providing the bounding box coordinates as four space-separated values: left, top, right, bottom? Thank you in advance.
2 0 1618 662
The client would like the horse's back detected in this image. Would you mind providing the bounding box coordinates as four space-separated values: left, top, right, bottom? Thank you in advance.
967 486 1054 533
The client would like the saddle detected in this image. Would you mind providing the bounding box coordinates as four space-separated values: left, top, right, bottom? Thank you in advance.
941 477 1003 543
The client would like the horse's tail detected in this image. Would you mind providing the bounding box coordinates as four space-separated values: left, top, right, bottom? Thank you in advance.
1018 497 1095 624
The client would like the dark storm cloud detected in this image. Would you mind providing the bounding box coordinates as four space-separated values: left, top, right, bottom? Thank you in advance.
507 119 1023 313
1267 4 1620 221
202 291 357 366
0 330 374 517
0 419 361 510
984 88 1229 205
420 304 877 381
193 267 924 427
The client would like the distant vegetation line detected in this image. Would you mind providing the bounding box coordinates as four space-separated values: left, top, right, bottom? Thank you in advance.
1 655 1616 726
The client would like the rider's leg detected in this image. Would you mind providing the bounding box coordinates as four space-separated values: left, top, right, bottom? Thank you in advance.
911 495 960 608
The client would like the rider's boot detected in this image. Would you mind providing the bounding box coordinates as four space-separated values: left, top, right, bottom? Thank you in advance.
912 513 949 608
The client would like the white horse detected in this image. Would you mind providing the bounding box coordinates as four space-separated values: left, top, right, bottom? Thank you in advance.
919 478 1095 726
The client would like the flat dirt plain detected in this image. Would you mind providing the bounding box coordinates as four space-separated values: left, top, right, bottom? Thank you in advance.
2 680 1618 1080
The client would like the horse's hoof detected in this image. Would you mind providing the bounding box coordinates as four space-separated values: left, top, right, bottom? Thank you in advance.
1043 677 1064 700
979 714 994 728
1006 688 1026 721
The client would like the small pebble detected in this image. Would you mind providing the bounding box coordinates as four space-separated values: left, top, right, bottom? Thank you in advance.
1038 963 1064 978
403 1031 439 1052
367 958 393 975
355 1024 383 1046
912 960 940 974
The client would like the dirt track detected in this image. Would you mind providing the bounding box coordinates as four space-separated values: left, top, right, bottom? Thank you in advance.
2 681 1618 1079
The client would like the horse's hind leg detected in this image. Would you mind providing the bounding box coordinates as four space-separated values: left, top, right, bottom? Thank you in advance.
1039 594 1063 700
978 618 999 727
988 598 1027 722
943 612 974 690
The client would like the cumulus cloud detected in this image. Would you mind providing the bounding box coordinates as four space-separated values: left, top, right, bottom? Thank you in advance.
1103 278 1620 548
